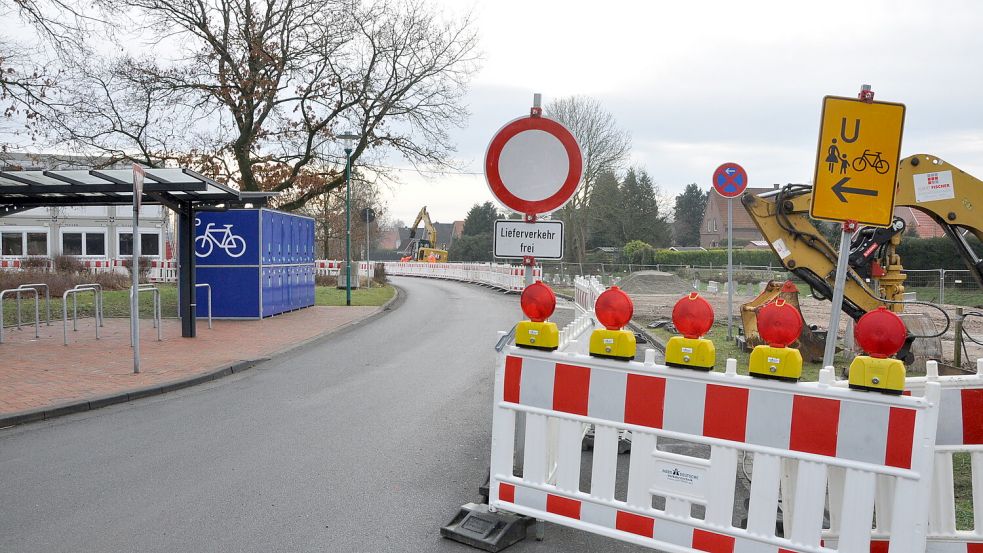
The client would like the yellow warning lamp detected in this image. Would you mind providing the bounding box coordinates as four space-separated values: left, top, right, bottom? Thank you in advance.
589 286 636 361
848 307 907 394
665 292 716 371
515 280 559 351
748 299 803 381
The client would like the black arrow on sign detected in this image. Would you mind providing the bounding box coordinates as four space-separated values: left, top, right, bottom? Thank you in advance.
831 177 879 203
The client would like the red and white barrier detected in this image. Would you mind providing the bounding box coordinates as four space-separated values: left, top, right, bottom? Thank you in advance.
489 346 941 552
823 360 983 551
315 260 375 280
384 262 541 293
0 259 22 269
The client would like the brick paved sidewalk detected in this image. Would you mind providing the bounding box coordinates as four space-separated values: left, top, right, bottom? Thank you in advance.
0 305 380 418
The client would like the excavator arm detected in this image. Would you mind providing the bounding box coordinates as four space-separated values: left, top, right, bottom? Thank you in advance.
896 154 983 289
405 206 448 262
741 185 901 321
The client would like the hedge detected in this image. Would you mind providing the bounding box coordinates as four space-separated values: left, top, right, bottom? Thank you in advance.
627 246 780 268
625 236 981 271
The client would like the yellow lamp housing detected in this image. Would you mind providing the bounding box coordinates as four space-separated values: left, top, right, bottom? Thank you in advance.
847 356 906 395
515 320 559 351
589 329 636 361
749 345 803 382
664 336 715 371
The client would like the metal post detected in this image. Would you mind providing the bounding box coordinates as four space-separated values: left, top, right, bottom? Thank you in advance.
366 213 371 289
954 307 964 368
178 203 197 337
727 197 734 340
132 202 141 373
940 269 946 304
345 147 352 306
822 222 856 370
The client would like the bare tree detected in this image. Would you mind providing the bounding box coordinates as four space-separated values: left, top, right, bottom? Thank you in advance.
41 0 479 211
0 0 96 148
545 96 631 263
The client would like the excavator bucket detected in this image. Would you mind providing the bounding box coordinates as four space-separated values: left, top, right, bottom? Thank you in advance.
741 280 825 362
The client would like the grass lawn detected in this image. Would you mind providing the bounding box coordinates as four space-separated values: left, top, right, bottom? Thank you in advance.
910 286 983 307
3 283 396 326
315 284 395 307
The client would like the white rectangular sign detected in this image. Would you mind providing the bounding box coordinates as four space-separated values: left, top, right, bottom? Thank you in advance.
913 170 955 203
494 219 564 259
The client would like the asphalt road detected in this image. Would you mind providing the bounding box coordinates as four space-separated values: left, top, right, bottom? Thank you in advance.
0 277 647 553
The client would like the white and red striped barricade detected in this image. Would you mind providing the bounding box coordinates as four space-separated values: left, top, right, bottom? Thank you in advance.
82 258 112 273
0 259 22 269
488 347 941 553
824 360 983 552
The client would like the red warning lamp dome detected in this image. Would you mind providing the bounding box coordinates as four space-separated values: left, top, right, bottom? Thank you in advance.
855 306 907 359
757 299 802 348
520 280 556 322
595 286 634 330
672 292 714 339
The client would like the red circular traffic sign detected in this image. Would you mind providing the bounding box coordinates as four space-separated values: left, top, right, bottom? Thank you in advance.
757 299 802 348
595 286 634 330
712 162 748 198
855 307 907 359
485 116 583 215
521 280 557 322
672 292 714 339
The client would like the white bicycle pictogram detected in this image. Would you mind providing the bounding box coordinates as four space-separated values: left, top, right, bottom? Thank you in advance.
195 219 247 258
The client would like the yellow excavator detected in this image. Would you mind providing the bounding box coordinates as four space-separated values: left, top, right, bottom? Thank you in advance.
401 206 448 263
741 153 983 362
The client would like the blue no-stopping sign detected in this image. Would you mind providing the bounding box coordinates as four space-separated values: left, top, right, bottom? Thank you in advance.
712 162 748 198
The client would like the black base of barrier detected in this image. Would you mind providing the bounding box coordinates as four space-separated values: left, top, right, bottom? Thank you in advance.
441 502 535 552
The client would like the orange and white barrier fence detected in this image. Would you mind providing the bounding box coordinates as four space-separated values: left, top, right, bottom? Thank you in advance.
489 345 941 553
383 262 541 293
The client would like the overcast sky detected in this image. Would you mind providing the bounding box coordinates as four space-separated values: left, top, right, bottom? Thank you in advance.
381 0 983 226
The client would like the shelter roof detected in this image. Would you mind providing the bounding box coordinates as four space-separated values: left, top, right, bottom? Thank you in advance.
0 167 269 216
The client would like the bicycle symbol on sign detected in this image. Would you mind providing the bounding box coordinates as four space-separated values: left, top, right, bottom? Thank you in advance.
852 149 891 175
195 218 247 258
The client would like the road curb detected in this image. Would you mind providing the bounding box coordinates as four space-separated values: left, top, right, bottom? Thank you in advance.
0 287 401 430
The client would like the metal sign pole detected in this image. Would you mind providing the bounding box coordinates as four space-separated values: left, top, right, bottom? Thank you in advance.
822 221 856 370
727 197 734 339
365 213 371 289
131 165 145 374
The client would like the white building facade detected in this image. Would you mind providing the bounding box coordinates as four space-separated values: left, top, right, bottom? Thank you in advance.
0 153 173 264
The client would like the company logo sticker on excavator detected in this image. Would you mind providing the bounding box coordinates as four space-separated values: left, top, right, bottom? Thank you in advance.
810 95 905 227
913 170 955 202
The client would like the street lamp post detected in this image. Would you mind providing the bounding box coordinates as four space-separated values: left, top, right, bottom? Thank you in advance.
338 133 359 306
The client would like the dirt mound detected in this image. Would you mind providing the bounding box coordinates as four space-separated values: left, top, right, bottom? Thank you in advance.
619 271 695 295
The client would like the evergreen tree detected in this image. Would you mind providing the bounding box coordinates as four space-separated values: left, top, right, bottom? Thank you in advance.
621 168 671 247
588 171 623 248
448 201 500 261
673 183 708 246
462 201 499 236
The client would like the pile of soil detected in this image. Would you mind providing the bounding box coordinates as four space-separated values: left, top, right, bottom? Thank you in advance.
619 271 695 295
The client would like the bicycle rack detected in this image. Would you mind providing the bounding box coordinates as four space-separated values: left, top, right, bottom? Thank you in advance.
195 283 213 329
73 283 104 328
132 285 162 343
63 287 101 345
0 287 40 344
17 283 51 326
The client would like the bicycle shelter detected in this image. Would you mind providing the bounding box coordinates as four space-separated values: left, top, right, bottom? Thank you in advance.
0 168 274 337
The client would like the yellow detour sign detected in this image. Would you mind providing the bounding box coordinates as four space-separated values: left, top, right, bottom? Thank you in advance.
810 96 905 227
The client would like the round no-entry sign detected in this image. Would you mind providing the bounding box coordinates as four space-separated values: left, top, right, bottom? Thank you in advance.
485 116 583 215
712 162 748 198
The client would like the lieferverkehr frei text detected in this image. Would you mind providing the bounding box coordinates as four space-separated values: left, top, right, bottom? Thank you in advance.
498 227 558 239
